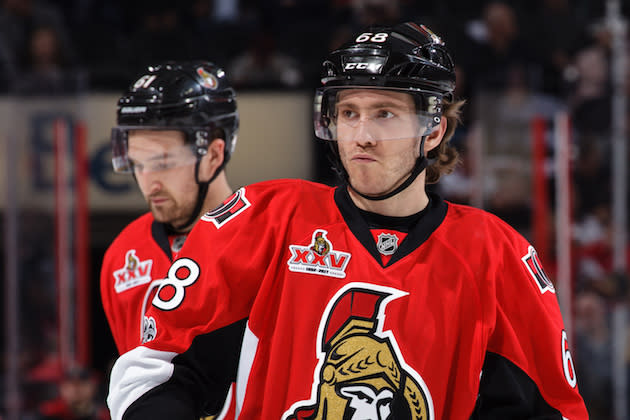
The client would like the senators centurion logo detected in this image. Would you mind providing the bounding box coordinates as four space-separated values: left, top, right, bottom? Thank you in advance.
283 283 434 420
113 250 153 293
287 230 351 278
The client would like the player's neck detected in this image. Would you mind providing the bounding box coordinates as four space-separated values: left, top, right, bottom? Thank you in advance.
347 175 429 217
168 173 232 235
203 171 233 214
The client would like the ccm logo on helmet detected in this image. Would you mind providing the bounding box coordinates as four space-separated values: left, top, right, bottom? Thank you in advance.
343 62 383 72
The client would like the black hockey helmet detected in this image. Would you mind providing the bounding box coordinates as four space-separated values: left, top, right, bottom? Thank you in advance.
322 22 454 93
315 22 455 141
112 60 239 173
111 60 239 231
314 22 456 200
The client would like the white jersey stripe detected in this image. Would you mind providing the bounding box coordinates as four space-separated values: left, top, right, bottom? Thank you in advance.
107 346 177 420
235 321 259 418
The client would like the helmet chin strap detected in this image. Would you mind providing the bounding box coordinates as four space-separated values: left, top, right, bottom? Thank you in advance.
348 155 427 201
171 159 224 232
344 135 428 202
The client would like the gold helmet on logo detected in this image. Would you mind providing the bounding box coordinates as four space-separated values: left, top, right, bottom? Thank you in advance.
309 289 430 420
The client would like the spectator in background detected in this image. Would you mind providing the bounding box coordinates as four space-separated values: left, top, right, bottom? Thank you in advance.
0 33 16 92
574 202 630 298
37 366 109 420
207 0 240 24
0 0 76 92
127 2 195 71
182 0 255 69
572 133 611 221
68 0 130 91
228 28 303 89
468 60 562 234
526 0 587 97
14 24 84 94
462 1 537 94
574 291 613 420
349 0 401 28
0 0 70 57
565 21 612 136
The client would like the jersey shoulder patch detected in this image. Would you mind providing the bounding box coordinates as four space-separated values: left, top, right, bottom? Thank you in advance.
201 187 251 228
521 245 555 294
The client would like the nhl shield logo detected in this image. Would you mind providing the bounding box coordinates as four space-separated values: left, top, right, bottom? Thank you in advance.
171 234 187 253
376 233 399 256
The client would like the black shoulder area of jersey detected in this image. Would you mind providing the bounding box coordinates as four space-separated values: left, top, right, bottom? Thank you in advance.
123 318 247 420
470 351 563 419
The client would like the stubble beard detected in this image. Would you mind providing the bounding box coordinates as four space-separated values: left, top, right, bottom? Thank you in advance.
148 197 188 226
346 157 416 198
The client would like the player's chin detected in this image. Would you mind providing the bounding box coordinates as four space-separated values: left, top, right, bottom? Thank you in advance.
150 207 177 224
350 180 389 198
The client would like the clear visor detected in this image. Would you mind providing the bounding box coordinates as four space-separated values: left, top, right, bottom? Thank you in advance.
111 127 198 174
314 87 442 141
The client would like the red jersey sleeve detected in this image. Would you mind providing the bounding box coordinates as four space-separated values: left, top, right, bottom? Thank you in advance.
100 241 126 355
477 216 588 419
141 183 292 353
108 180 319 420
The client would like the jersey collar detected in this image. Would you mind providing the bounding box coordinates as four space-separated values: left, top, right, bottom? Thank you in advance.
334 185 448 267
151 221 174 261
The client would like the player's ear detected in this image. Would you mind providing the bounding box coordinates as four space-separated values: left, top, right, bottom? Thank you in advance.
198 138 225 182
423 117 447 155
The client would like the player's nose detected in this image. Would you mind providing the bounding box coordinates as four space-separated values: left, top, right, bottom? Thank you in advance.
351 119 377 146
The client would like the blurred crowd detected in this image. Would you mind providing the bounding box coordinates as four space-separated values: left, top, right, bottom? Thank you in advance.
0 0 618 94
1 0 629 419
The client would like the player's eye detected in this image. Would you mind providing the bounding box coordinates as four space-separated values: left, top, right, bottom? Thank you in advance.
148 153 179 172
375 109 395 120
338 108 358 121
153 160 171 171
130 160 144 173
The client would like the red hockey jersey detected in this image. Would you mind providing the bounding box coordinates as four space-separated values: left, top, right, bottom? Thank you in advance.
108 179 588 420
101 212 238 420
100 212 186 354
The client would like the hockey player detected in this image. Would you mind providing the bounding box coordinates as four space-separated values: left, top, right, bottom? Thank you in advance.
99 61 240 419
107 23 588 420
